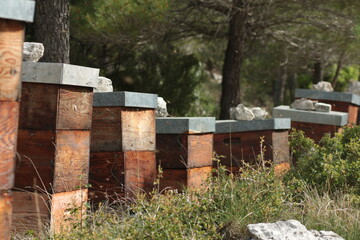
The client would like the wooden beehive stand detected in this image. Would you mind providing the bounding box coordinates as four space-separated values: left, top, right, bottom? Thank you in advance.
295 88 360 125
156 117 215 191
89 91 157 202
273 105 348 143
0 1 35 239
213 119 291 174
13 62 99 234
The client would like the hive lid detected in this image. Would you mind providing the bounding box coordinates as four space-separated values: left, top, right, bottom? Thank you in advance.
22 62 99 88
295 88 360 106
215 118 291 134
0 0 35 22
93 91 158 109
156 117 216 134
273 105 348 126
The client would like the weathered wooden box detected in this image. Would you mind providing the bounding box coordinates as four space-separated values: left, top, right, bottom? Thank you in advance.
273 105 348 143
13 62 98 233
214 119 291 174
295 88 360 125
89 91 157 201
156 117 215 190
0 1 35 238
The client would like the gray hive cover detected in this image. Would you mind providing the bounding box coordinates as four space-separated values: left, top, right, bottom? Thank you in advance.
156 117 216 134
22 62 99 88
93 91 158 109
273 105 348 126
295 88 360 106
215 118 291 134
0 0 35 22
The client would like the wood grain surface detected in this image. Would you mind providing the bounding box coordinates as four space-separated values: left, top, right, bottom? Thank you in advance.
15 129 56 192
19 83 58 129
292 121 342 143
0 190 12 240
124 151 156 198
90 107 122 152
12 191 49 233
57 86 93 130
121 108 155 151
0 101 19 190
53 130 90 193
271 131 290 166
88 152 125 203
50 189 87 234
0 20 24 101
156 134 188 169
187 134 213 168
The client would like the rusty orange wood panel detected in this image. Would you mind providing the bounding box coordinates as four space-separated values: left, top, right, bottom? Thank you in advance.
12 191 49 233
50 189 87 234
159 167 212 191
57 86 93 130
88 152 125 203
292 121 342 143
121 108 156 151
15 129 55 192
90 107 122 152
0 101 19 190
0 190 12 240
53 130 90 193
187 134 213 168
19 83 59 129
0 20 24 101
124 151 156 198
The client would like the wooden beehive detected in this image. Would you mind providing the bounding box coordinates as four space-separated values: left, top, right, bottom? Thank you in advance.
295 89 360 125
156 117 215 191
89 91 157 202
0 1 35 238
13 62 99 233
273 105 348 143
214 119 291 174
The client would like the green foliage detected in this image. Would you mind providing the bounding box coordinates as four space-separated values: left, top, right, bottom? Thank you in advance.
327 64 360 91
286 126 360 194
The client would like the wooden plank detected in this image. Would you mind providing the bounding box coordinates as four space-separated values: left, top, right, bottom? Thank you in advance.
213 131 274 167
50 189 87 234
0 190 12 240
57 86 93 130
271 131 290 166
121 108 156 151
53 130 90 193
187 134 213 168
88 152 125 203
0 20 24 101
90 107 122 152
12 191 49 233
292 121 342 143
156 134 188 169
159 167 212 191
124 151 156 198
19 83 59 129
0 101 19 190
15 130 55 192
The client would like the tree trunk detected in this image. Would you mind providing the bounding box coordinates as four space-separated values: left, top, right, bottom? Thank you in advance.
312 60 322 84
331 52 345 88
219 0 247 119
274 63 287 106
34 0 70 63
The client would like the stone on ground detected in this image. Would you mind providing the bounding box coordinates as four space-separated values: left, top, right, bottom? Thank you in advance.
313 81 333 92
315 102 332 112
23 42 44 62
251 107 268 120
94 77 113 92
347 81 360 95
246 219 344 240
156 97 169 117
291 98 317 110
